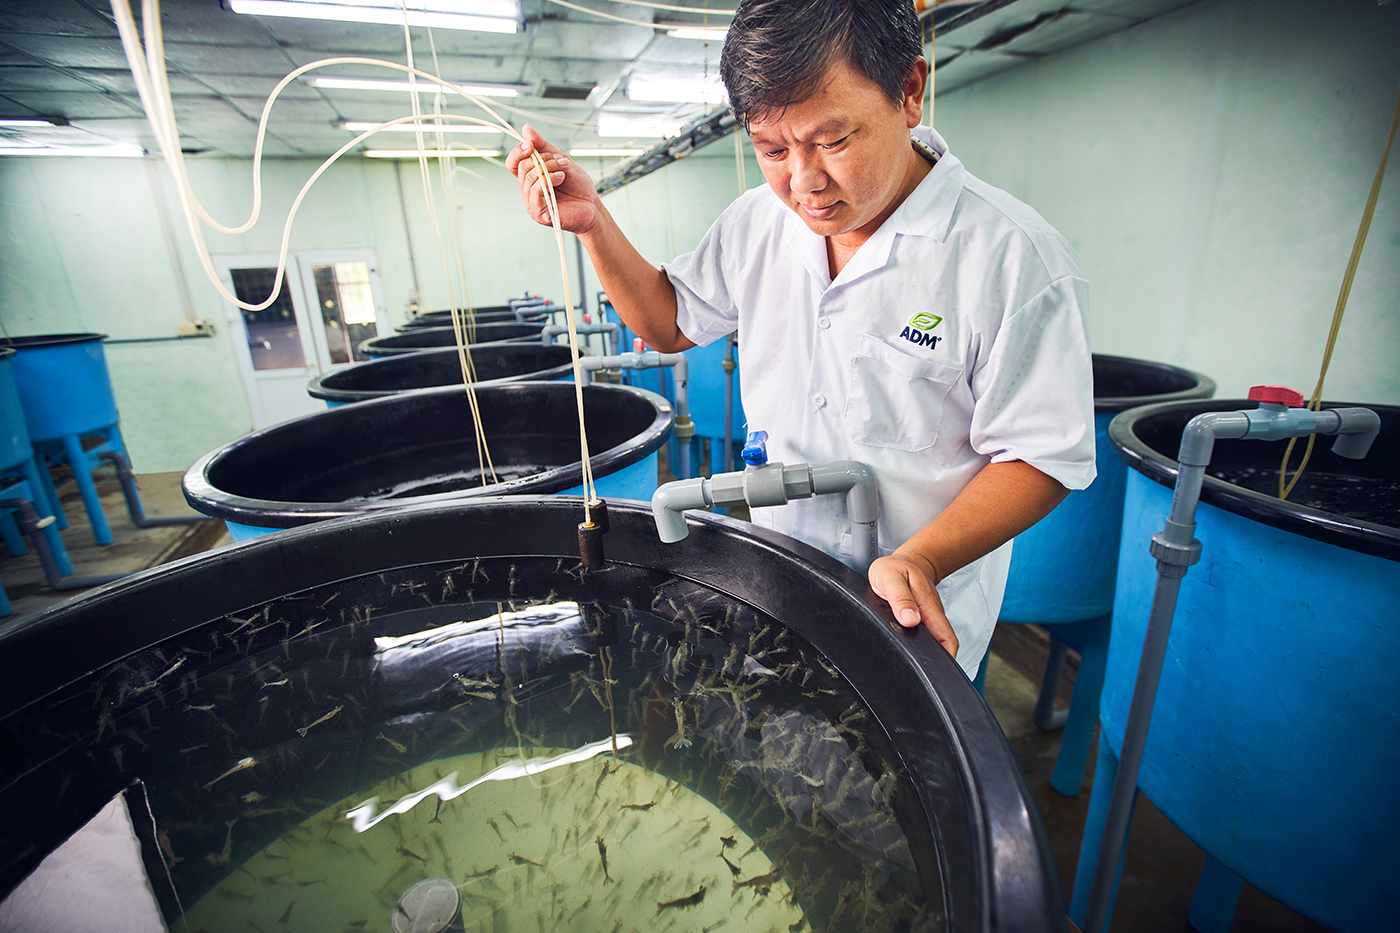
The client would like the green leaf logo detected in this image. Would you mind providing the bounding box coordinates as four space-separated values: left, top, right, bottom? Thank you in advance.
907 312 942 330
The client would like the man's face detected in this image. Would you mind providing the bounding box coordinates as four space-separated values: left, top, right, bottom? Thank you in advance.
748 58 927 248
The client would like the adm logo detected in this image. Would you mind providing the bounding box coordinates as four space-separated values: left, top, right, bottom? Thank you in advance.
899 312 942 350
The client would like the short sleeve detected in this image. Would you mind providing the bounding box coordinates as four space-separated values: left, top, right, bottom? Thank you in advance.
662 205 743 348
968 275 1097 491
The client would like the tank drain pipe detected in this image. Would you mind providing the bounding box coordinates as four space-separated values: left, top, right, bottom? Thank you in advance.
1081 386 1382 933
722 333 736 471
100 451 212 529
0 497 128 590
579 342 693 478
541 321 620 358
651 431 879 574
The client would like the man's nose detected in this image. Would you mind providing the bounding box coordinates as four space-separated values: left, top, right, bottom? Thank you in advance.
790 150 827 194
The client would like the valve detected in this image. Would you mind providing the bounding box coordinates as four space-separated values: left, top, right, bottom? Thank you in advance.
1247 385 1305 407
741 430 769 467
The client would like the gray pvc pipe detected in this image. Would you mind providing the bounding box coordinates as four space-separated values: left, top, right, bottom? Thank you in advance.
0 497 127 590
541 322 620 358
579 351 691 478
650 458 880 574
723 333 736 471
102 451 210 529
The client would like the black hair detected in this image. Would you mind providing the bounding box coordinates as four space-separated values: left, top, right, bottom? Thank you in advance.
720 0 924 130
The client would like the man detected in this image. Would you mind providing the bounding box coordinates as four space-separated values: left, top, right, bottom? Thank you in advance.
506 0 1095 679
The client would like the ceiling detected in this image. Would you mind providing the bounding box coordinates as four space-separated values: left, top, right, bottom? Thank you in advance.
0 0 1205 160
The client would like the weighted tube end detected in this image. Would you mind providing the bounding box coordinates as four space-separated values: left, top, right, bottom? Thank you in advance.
579 521 605 570
587 497 610 535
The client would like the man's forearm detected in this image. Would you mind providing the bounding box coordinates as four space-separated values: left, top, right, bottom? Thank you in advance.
579 205 694 353
893 460 1069 584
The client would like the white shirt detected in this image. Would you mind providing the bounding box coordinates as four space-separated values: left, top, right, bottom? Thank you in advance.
664 126 1096 677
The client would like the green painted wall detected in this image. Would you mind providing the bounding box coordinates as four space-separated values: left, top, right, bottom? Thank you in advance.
932 0 1400 403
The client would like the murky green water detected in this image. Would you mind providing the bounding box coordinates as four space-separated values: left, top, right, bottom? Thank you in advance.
11 557 937 932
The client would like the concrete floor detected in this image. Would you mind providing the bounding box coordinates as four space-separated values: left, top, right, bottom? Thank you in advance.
0 466 229 618
0 471 1334 932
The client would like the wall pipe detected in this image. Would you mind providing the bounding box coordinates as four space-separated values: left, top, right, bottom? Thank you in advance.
1080 391 1381 933
101 451 211 529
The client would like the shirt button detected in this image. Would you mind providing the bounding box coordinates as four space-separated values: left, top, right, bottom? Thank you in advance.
813 394 826 409
817 316 831 330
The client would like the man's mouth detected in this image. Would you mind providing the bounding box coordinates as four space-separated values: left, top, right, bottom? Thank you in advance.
802 201 840 221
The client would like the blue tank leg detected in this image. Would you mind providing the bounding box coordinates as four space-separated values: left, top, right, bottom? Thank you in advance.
0 577 11 617
34 452 67 529
1051 613 1112 797
1188 856 1244 933
61 433 113 545
1070 731 1135 929
0 509 24 556
22 458 73 575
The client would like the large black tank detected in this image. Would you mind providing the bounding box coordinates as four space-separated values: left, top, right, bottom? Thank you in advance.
397 306 551 331
182 382 672 540
361 322 545 358
0 498 1066 931
306 345 576 405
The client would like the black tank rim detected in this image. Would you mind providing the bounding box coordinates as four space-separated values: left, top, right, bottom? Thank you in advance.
1109 399 1398 561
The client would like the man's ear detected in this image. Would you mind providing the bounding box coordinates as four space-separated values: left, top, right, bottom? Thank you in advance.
902 57 930 127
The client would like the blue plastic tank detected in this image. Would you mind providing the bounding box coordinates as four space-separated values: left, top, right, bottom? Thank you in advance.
0 333 132 545
1070 399 1399 932
0 347 75 608
0 334 118 443
994 355 1214 796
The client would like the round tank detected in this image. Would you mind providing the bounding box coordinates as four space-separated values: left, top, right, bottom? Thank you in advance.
183 382 673 540
306 345 576 407
0 348 28 472
361 323 545 358
1092 399 1399 930
0 333 117 441
0 498 1067 932
999 354 1216 622
397 307 548 331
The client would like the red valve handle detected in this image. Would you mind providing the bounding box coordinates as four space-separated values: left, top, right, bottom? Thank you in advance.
1247 385 1306 407
633 337 645 353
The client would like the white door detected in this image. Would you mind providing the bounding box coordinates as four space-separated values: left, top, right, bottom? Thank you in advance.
215 251 390 430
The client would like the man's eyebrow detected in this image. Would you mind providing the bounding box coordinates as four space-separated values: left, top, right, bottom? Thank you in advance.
750 119 855 146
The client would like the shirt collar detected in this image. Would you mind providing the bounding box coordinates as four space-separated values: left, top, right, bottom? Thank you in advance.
885 125 964 244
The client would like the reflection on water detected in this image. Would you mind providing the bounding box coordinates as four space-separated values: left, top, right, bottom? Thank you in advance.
3 558 937 932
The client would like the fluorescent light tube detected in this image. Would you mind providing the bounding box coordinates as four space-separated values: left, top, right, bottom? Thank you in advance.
628 76 725 105
309 77 518 97
341 121 501 133
569 148 643 158
0 118 58 127
362 149 502 158
596 113 684 138
230 0 519 33
664 27 728 41
0 145 145 157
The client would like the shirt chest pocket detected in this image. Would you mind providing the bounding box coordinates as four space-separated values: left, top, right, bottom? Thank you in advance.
844 333 964 451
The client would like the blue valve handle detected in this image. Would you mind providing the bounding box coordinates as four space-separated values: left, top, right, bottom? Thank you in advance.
741 430 769 466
